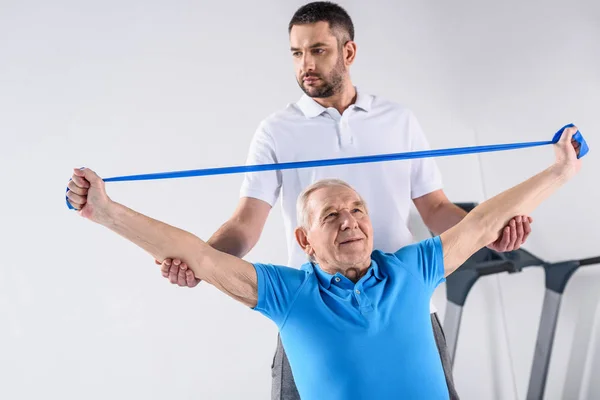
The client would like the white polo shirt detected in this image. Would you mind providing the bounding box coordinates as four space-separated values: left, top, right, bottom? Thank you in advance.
240 88 443 313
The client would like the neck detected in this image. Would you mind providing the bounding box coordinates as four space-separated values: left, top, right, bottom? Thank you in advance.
312 80 356 115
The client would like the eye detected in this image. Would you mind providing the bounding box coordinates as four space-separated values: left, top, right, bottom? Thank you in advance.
352 208 362 213
292 51 302 57
325 212 338 221
312 48 324 55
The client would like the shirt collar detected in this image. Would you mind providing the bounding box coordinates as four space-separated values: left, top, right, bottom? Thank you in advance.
295 87 373 119
309 257 383 289
354 88 373 112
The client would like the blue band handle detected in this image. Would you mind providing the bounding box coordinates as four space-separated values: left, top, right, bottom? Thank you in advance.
552 123 589 157
66 124 588 210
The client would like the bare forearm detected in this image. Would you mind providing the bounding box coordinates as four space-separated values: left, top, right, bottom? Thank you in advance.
469 164 571 247
97 201 209 272
207 220 257 258
206 197 270 258
425 203 468 236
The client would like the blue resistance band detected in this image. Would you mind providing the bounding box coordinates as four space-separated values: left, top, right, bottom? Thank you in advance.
66 123 589 210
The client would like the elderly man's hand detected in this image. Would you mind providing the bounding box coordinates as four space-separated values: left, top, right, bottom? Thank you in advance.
155 258 201 287
486 215 533 252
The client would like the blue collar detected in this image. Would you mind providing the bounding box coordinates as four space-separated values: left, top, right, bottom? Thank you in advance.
305 257 384 289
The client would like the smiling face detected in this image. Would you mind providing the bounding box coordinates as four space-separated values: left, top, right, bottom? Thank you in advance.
295 182 373 272
289 21 351 98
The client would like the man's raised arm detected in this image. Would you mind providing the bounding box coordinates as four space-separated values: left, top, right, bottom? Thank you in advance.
440 126 583 276
66 168 259 307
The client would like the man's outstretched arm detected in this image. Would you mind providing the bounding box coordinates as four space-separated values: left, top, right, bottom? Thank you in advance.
66 168 259 307
413 189 533 252
160 197 272 287
440 126 583 276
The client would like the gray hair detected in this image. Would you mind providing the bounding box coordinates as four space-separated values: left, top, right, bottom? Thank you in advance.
296 178 367 229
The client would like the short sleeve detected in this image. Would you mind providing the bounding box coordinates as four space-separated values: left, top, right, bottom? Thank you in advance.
239 123 282 207
393 236 445 293
407 111 444 199
252 263 308 328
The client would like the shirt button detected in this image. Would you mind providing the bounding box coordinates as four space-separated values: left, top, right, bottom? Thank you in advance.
355 289 361 294
334 277 341 282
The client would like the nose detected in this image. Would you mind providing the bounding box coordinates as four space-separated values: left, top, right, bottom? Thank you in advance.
301 53 315 73
339 210 358 231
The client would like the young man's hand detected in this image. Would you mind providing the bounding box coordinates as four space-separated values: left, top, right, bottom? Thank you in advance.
486 215 532 252
156 258 201 287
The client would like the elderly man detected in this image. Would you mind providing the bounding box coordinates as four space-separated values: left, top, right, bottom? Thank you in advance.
66 127 582 399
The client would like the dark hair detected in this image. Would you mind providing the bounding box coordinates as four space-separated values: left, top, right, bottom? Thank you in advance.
288 1 354 44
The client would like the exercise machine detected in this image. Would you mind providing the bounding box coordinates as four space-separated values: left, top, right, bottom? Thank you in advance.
441 202 600 400
526 254 600 399
442 202 534 364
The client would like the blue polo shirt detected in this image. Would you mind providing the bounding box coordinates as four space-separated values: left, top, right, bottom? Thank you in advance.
252 236 448 400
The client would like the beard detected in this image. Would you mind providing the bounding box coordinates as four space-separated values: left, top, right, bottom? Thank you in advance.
297 54 345 98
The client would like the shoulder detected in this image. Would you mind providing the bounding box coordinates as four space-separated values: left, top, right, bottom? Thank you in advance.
246 104 305 155
373 238 444 284
369 94 414 118
257 103 306 135
371 238 443 265
364 94 424 139
252 261 312 286
393 237 442 259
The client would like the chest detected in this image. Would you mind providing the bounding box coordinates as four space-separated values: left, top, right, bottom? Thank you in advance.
278 112 412 159
284 272 429 342
275 114 414 197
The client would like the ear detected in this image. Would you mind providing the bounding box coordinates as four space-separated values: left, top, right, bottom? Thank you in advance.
294 227 314 258
344 40 357 65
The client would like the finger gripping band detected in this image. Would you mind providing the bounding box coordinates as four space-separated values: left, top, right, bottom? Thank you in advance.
65 124 588 210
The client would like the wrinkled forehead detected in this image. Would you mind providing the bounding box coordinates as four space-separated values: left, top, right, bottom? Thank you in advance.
308 186 364 214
